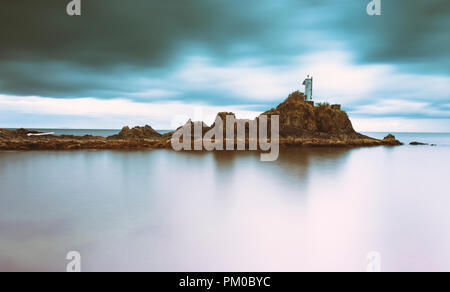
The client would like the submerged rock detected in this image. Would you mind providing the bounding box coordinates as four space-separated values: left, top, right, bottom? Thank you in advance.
410 141 429 146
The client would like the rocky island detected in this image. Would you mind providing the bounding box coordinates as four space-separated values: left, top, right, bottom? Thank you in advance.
0 91 402 151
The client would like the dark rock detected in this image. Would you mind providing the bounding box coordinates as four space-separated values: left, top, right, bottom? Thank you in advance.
175 119 211 138
260 91 356 138
107 125 162 140
0 128 41 139
410 142 429 146
383 134 403 146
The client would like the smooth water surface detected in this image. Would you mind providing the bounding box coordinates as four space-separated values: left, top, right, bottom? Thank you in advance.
1 133 449 271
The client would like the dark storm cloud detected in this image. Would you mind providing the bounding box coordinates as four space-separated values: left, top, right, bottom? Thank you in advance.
336 0 450 73
0 0 301 97
0 0 306 67
0 0 323 98
0 0 449 100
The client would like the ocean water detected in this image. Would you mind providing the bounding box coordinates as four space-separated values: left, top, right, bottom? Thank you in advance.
0 133 450 272
362 132 450 147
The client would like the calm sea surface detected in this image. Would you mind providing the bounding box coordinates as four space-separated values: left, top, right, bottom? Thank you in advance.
0 132 449 271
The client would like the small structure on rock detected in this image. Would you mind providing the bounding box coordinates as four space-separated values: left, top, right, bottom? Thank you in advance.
302 75 313 102
302 75 341 110
331 104 341 110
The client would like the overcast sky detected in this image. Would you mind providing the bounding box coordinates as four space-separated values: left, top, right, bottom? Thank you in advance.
0 0 449 131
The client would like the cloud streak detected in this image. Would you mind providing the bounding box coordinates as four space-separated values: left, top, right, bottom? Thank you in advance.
0 94 260 129
351 100 450 119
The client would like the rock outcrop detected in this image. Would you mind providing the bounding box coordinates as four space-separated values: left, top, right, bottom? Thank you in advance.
0 128 41 139
175 119 211 137
260 91 357 138
382 134 403 146
108 125 162 140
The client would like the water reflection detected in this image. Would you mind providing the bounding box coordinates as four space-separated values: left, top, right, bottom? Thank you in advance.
0 142 450 271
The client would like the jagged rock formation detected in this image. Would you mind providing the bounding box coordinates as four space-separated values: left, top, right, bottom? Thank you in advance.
261 91 357 138
108 125 162 140
382 134 403 146
175 119 211 137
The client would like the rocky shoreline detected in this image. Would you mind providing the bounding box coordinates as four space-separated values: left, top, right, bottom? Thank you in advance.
0 91 403 151
0 129 402 151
